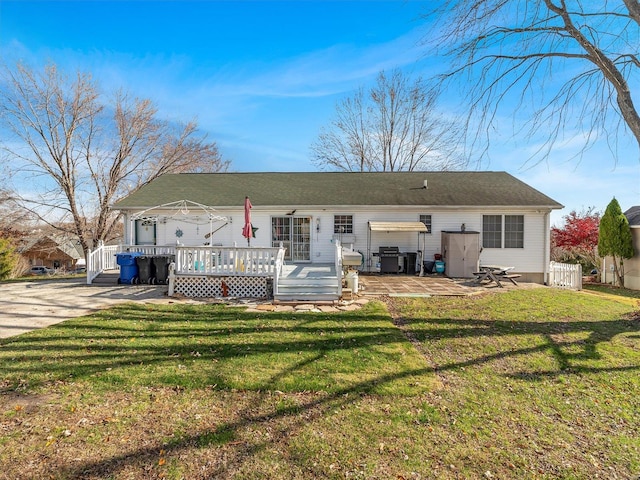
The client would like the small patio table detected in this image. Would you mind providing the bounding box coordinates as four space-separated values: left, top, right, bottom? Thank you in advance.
474 265 518 287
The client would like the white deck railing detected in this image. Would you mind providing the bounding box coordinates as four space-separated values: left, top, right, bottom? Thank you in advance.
174 246 281 276
87 244 119 284
549 261 582 290
335 239 343 298
87 244 285 284
122 245 177 255
272 246 286 296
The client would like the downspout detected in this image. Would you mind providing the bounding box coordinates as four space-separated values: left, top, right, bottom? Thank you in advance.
129 213 135 246
367 222 371 273
543 211 550 285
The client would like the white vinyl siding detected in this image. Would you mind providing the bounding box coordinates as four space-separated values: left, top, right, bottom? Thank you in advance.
134 207 549 276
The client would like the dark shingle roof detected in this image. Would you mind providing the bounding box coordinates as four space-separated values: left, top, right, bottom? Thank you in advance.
625 206 640 226
113 171 563 210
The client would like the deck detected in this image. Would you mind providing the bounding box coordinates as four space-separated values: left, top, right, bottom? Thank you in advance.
280 263 336 279
89 244 510 300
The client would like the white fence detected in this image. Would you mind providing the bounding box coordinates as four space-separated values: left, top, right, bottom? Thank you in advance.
549 262 582 290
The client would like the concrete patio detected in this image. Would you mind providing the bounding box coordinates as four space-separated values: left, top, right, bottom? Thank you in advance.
357 273 522 297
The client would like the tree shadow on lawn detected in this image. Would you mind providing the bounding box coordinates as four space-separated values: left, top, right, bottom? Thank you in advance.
0 301 439 478
391 305 640 381
2 301 639 478
0 303 425 393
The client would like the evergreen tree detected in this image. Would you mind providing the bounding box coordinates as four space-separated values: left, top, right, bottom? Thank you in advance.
598 198 634 287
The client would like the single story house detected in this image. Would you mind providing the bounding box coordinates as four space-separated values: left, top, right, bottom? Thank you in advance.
112 171 563 284
17 234 84 271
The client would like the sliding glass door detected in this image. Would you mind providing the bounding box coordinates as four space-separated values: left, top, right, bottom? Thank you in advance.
271 216 311 261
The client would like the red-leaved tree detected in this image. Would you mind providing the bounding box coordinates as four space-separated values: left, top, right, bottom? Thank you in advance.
551 208 601 273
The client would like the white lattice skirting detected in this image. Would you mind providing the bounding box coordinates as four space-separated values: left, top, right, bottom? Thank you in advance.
173 275 269 299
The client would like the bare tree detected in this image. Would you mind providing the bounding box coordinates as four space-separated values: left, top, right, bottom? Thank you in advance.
426 0 640 166
0 186 34 236
311 69 464 171
0 62 229 257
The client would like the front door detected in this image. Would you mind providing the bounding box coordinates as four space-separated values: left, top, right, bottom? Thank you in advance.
271 216 311 261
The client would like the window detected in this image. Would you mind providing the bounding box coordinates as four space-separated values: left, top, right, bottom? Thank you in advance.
334 215 353 234
419 214 432 234
505 215 524 248
482 215 502 248
483 215 525 248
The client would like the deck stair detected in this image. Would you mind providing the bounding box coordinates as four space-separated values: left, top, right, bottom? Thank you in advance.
90 271 120 285
274 264 340 302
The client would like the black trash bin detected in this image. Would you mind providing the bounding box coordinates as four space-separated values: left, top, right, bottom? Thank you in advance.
406 252 417 275
136 256 156 284
423 260 435 274
153 254 175 284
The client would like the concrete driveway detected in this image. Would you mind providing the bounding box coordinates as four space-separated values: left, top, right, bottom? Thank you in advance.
0 279 172 339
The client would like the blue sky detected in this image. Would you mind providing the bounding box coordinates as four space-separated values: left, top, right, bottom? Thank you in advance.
1 0 639 225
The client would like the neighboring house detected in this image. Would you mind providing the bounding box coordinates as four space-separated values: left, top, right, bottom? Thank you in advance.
112 171 563 283
601 206 640 290
17 235 84 271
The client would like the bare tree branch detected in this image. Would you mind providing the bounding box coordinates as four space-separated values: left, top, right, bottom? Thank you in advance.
311 69 465 172
425 0 640 166
0 62 230 258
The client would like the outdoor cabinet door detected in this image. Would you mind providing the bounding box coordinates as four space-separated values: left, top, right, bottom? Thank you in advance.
135 219 156 245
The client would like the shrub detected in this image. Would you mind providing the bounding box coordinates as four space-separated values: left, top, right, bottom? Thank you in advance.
0 238 20 280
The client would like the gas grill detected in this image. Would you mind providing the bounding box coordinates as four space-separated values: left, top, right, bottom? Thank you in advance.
379 246 400 274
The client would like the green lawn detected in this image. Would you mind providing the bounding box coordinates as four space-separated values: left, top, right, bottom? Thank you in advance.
5 272 86 283
1 289 638 479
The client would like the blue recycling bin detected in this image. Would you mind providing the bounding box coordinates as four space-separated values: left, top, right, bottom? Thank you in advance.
116 252 142 284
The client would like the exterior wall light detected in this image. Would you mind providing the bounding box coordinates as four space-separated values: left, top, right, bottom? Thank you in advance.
316 217 320 232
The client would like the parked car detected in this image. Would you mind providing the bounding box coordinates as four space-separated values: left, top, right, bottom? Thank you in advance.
29 266 53 275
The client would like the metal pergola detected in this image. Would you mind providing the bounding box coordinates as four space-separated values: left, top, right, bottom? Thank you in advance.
128 199 228 245
366 221 429 275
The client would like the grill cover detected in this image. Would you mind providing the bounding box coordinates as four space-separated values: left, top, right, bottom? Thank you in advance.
379 246 400 257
